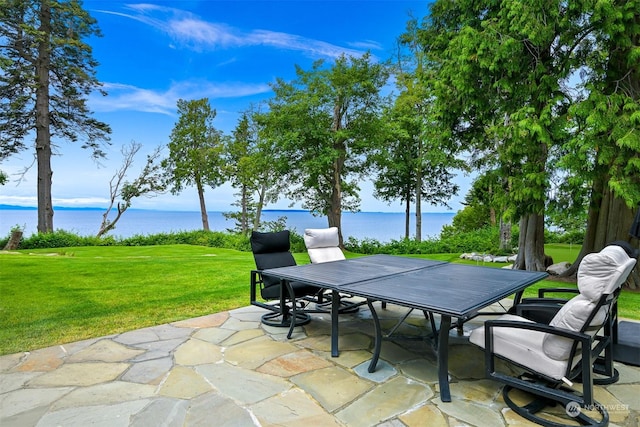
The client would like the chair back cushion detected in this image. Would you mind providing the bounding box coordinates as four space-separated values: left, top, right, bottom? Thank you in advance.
542 245 636 360
304 227 345 263
251 230 296 287
578 245 637 301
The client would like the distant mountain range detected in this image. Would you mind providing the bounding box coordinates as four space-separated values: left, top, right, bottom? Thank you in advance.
0 204 100 211
0 204 312 213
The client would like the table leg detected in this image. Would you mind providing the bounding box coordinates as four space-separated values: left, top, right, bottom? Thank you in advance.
367 299 381 373
331 289 340 357
438 315 452 402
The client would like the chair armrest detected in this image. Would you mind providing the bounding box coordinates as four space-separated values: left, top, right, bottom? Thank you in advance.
512 297 569 324
483 318 596 401
485 318 591 343
537 287 579 298
514 300 565 317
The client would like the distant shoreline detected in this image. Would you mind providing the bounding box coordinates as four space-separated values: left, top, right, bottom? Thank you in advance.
0 204 456 215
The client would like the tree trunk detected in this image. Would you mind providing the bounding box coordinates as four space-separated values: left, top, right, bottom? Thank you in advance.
97 203 127 237
499 218 511 251
415 139 422 242
405 196 410 239
241 184 248 234
36 0 54 233
196 179 210 231
3 230 23 250
489 184 496 226
254 185 266 231
562 182 639 289
328 158 343 247
514 213 547 271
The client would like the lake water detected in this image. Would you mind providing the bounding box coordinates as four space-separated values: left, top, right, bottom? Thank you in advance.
0 208 455 243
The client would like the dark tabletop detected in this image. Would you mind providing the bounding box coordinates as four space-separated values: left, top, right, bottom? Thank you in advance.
262 254 446 287
341 263 549 318
263 255 548 318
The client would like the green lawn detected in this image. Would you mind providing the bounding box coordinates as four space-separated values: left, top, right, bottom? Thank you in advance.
1 244 637 355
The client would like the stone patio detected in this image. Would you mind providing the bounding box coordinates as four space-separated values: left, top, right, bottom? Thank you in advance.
1 300 638 426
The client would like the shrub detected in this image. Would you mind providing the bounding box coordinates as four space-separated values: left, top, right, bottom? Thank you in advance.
450 205 492 232
4 226 581 255
18 229 109 249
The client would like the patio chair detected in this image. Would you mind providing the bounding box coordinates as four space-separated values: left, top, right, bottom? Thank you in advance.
509 240 639 379
469 244 636 427
304 227 432 335
250 230 324 338
303 227 363 314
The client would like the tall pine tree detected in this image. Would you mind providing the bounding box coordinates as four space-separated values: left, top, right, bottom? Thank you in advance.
0 0 111 232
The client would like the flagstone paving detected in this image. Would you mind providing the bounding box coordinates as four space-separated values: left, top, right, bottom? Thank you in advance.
1 301 638 426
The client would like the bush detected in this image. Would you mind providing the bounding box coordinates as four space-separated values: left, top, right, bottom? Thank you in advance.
545 229 583 245
450 205 492 232
18 229 111 249
3 225 581 256
345 226 504 255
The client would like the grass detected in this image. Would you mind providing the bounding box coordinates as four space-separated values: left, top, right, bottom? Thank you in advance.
0 245 254 355
1 244 637 355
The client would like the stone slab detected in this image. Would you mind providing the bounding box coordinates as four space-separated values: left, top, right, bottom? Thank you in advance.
290 366 372 412
196 363 290 405
336 376 431 427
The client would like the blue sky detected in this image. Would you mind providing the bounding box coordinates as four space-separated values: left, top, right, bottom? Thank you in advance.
1 0 469 213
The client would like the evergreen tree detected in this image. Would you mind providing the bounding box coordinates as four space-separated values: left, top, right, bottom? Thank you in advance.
0 0 111 232
162 98 227 231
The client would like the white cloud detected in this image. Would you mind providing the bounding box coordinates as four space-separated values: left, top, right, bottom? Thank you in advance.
97 4 371 60
91 81 272 115
0 195 38 206
348 40 383 51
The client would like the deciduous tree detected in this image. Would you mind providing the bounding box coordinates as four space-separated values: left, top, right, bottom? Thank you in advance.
261 54 389 246
375 23 462 240
224 109 284 233
97 141 165 237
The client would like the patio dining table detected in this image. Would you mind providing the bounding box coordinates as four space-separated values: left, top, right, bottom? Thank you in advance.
262 254 548 402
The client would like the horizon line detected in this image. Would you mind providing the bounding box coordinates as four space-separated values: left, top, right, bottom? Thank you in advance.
0 204 457 215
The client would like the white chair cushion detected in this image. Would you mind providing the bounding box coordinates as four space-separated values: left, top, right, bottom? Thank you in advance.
542 295 605 360
578 245 636 301
304 227 345 264
542 245 635 360
307 247 345 263
304 227 340 249
469 314 571 380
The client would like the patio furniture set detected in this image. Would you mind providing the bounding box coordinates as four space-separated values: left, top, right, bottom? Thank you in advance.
249 226 638 427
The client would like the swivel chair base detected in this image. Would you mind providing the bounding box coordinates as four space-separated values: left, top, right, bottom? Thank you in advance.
261 311 311 328
503 385 608 427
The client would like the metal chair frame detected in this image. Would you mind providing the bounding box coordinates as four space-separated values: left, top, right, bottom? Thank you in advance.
482 290 619 427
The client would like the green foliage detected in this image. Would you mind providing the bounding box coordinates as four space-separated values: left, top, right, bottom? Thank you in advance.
345 226 504 255
545 229 584 245
373 22 463 237
259 53 390 226
162 98 228 230
0 0 111 160
1 0 111 233
449 204 492 232
1 227 309 254
224 109 285 232
14 230 113 249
